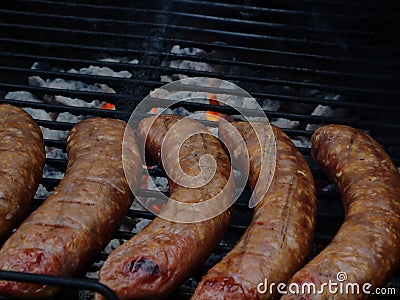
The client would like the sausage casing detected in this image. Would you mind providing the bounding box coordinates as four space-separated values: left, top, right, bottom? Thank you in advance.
97 114 234 300
282 124 400 300
0 104 45 242
191 122 316 299
0 117 141 298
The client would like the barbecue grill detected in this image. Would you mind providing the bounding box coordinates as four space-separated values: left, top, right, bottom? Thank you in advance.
1 0 400 299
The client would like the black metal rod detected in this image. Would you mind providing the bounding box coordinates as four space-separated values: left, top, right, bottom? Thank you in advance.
14 0 394 23
2 29 397 68
0 98 124 119
1 51 398 84
0 9 396 42
0 270 118 300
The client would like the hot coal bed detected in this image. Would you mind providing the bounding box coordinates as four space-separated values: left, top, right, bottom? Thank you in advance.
0 0 400 299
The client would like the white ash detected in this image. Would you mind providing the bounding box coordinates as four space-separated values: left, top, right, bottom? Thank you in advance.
161 45 214 82
4 91 62 140
47 147 67 160
5 91 41 103
322 183 336 192
56 112 80 123
43 165 64 180
4 59 141 203
24 60 136 142
34 148 66 198
29 76 115 94
42 148 67 184
68 66 132 79
46 95 100 108
34 184 53 199
270 115 304 144
159 47 283 125
55 112 81 140
271 118 300 129
99 57 139 64
146 176 169 193
163 106 191 117
306 94 347 131
131 218 152 234
291 136 311 148
103 239 126 256
261 98 280 112
207 125 218 137
29 77 107 108
28 61 132 109
170 45 206 57
130 198 146 211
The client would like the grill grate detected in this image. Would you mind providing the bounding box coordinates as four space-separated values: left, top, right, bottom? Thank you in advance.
0 0 399 299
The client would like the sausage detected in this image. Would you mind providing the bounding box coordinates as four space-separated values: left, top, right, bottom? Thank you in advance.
0 104 45 242
191 122 317 299
96 114 235 300
282 124 400 300
0 117 141 298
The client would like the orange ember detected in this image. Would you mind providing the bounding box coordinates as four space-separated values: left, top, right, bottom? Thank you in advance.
150 107 159 114
100 102 116 110
205 93 224 121
151 203 166 213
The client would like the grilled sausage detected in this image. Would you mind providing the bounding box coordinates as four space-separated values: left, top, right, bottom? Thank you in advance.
191 122 317 300
0 104 45 243
282 124 400 300
0 117 141 298
96 114 235 300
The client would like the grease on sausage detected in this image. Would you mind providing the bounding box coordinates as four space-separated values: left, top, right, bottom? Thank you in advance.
191 122 316 300
0 104 45 242
282 124 400 300
0 117 141 298
96 114 234 300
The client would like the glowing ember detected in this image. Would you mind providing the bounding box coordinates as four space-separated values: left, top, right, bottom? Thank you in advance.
150 107 160 114
100 102 116 110
151 203 166 213
205 93 224 122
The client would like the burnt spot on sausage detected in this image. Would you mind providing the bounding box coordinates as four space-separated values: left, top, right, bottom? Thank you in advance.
124 258 160 276
24 250 45 264
348 133 356 151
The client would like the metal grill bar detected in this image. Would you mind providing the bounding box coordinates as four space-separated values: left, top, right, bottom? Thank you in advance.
8 0 399 34
1 29 397 68
1 6 397 40
175 0 397 14
1 56 399 97
1 22 395 64
2 84 400 138
11 0 395 22
0 271 118 300
2 46 399 84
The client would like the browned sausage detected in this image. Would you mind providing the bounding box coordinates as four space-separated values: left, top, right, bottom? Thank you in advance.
282 124 400 300
0 117 141 298
0 104 45 242
96 114 235 300
191 122 317 299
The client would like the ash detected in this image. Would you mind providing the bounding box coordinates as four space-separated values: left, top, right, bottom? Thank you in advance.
159 45 346 149
5 60 133 201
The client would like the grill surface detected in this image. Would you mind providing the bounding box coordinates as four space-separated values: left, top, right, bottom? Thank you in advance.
0 0 400 299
